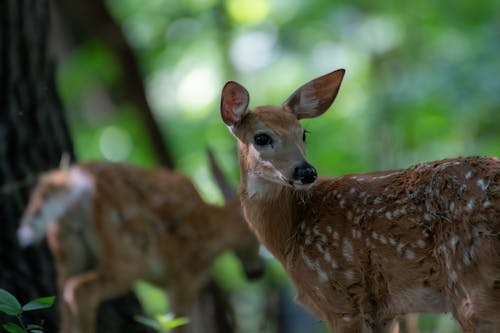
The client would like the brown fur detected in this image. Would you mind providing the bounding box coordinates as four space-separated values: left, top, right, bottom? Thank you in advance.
221 69 500 332
18 162 262 333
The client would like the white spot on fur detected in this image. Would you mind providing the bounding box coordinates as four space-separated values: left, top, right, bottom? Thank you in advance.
342 239 354 262
483 201 492 208
333 231 340 240
405 249 415 259
449 235 459 252
331 257 339 269
385 211 392 220
316 243 325 253
302 248 329 283
416 239 426 248
476 179 487 191
436 243 446 254
449 270 458 283
352 229 361 239
465 171 472 179
313 226 320 236
389 238 397 246
323 251 339 269
465 200 474 212
379 235 387 244
344 269 354 280
326 225 333 234
463 250 472 266
318 270 329 283
371 172 400 180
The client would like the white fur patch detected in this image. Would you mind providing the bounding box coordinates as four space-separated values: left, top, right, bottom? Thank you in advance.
17 168 94 247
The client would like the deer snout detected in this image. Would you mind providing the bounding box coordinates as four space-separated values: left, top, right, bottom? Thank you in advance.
293 162 317 185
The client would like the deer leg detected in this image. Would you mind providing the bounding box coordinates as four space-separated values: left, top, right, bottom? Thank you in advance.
46 223 93 333
167 276 203 333
63 270 137 333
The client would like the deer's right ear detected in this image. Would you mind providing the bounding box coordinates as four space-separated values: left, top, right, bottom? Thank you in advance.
221 81 249 127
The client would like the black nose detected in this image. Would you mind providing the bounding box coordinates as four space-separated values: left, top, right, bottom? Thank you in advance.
294 163 317 184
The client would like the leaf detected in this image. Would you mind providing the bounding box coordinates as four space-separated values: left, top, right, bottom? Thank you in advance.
134 315 162 331
27 324 43 330
0 289 22 316
22 296 55 311
157 314 189 330
2 322 24 333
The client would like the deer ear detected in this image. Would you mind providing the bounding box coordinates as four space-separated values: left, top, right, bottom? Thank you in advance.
221 81 250 127
283 69 345 119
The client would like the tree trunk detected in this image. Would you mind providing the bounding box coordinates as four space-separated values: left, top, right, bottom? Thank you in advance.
0 1 152 332
0 0 73 331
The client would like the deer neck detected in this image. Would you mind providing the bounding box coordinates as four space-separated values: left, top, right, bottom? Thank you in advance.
239 171 304 263
201 200 247 250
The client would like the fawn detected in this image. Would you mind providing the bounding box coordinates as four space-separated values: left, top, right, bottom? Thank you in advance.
220 69 500 332
17 160 263 333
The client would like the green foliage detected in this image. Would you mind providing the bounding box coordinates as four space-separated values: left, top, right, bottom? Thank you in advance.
0 289 54 333
0 289 22 316
55 0 499 331
135 313 189 333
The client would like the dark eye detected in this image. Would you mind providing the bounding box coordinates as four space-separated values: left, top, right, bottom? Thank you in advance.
254 133 272 146
303 129 310 142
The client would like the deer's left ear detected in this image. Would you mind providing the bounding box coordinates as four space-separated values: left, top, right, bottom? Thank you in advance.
283 69 345 119
221 81 250 127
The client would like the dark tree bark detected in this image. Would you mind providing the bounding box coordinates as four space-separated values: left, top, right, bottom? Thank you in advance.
0 1 153 332
0 0 74 331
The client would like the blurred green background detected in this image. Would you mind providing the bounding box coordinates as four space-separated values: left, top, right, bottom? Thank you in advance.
55 0 499 332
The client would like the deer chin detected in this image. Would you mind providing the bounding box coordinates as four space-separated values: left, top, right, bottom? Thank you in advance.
289 180 315 191
246 172 291 198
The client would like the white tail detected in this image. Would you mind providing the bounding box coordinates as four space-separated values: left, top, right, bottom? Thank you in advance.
220 69 500 333
17 161 263 333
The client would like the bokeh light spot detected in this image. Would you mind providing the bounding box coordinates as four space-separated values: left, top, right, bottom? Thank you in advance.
99 126 133 161
226 0 270 24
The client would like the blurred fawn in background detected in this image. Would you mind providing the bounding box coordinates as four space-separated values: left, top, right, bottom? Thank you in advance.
17 153 263 333
221 69 500 332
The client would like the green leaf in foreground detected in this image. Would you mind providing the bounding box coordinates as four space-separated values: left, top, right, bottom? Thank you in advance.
0 289 22 316
3 322 24 333
22 296 55 311
134 315 162 331
157 314 189 330
27 324 44 330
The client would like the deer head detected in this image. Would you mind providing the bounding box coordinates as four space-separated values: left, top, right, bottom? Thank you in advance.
17 168 94 247
221 69 345 197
